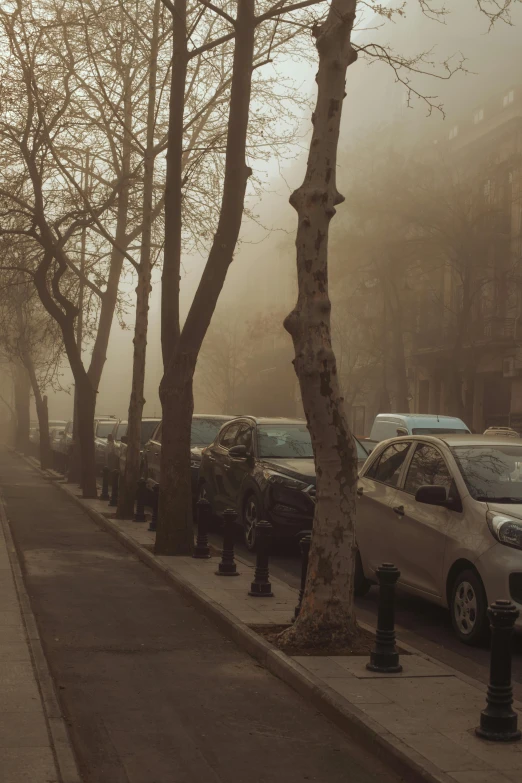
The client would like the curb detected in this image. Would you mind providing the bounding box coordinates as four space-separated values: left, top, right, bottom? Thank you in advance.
0 495 82 783
45 474 453 783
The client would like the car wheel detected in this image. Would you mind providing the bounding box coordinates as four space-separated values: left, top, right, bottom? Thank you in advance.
354 551 371 598
450 568 489 646
242 493 260 552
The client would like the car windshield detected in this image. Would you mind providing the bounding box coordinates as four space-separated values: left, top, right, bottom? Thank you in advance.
96 422 115 438
412 428 469 435
191 418 229 447
257 424 314 458
453 445 522 502
141 420 160 446
356 439 368 460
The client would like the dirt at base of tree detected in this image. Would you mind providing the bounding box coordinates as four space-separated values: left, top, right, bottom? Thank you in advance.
250 623 410 657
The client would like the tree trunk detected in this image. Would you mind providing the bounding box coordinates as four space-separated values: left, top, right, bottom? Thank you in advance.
156 0 256 555
280 0 358 650
13 363 30 454
75 372 97 497
117 0 160 519
26 357 52 470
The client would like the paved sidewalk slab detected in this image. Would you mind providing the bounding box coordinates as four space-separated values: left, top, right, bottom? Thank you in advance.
56 477 522 783
0 504 60 782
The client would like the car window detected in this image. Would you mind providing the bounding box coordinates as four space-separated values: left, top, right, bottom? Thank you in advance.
141 420 160 446
367 442 411 487
152 423 162 443
453 444 522 501
116 422 128 441
219 424 241 448
404 443 453 495
235 425 253 450
257 424 313 458
191 418 231 447
96 422 116 438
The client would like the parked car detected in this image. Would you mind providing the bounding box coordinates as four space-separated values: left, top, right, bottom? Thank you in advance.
355 434 522 645
94 418 119 472
49 426 66 471
56 420 74 469
369 413 470 442
198 416 370 550
484 426 519 438
143 414 236 496
116 418 161 475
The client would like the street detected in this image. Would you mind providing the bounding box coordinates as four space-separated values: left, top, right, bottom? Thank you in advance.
208 532 522 701
0 450 403 783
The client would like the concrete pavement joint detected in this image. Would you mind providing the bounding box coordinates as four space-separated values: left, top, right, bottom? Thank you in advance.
0 492 82 783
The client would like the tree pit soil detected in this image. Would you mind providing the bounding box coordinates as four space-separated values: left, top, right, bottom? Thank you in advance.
249 624 409 657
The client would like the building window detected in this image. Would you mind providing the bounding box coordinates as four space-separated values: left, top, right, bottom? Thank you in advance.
449 125 459 140
503 89 515 107
473 108 484 124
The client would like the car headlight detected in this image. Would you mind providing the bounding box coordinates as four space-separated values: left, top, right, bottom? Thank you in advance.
263 470 307 490
487 511 522 551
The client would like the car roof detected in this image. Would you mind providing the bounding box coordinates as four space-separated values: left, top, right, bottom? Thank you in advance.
375 413 467 425
192 414 235 420
378 434 522 448
228 416 307 425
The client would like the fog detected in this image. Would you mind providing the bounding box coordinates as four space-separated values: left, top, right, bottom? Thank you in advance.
38 0 522 429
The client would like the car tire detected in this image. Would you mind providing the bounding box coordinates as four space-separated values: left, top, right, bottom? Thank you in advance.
450 568 489 646
354 551 371 598
242 492 261 552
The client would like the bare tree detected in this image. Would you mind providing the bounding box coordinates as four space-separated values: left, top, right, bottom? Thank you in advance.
156 0 329 555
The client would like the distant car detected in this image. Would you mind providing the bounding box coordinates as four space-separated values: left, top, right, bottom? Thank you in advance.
56 420 74 469
198 416 370 550
116 418 161 475
94 418 120 472
143 414 236 498
356 434 522 645
484 427 519 438
49 426 66 471
369 413 470 442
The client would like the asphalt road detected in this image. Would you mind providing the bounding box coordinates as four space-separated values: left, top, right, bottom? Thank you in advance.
0 451 403 783
207 530 522 701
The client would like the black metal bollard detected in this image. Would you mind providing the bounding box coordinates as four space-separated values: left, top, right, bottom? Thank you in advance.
134 478 147 522
148 485 159 532
100 466 110 501
108 469 119 507
249 521 273 597
294 532 312 620
367 563 402 673
193 498 211 559
216 509 239 576
476 600 521 742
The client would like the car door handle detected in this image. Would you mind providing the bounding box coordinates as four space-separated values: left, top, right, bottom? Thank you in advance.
357 487 364 496
393 505 405 517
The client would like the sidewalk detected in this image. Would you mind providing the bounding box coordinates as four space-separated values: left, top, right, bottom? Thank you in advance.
0 496 77 783
1 450 402 783
51 469 522 783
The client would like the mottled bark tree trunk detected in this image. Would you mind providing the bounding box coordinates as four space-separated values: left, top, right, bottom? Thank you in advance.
117 0 160 519
156 0 256 555
280 0 358 650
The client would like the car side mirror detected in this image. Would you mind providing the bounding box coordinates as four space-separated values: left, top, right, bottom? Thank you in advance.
229 444 248 458
120 435 127 444
415 485 448 506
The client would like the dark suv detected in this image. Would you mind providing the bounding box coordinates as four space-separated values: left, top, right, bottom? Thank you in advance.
142 414 235 499
198 416 369 550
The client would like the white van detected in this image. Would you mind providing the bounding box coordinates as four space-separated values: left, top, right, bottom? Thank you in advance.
369 413 470 442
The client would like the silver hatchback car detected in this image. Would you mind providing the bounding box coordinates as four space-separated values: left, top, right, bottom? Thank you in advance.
356 434 522 645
